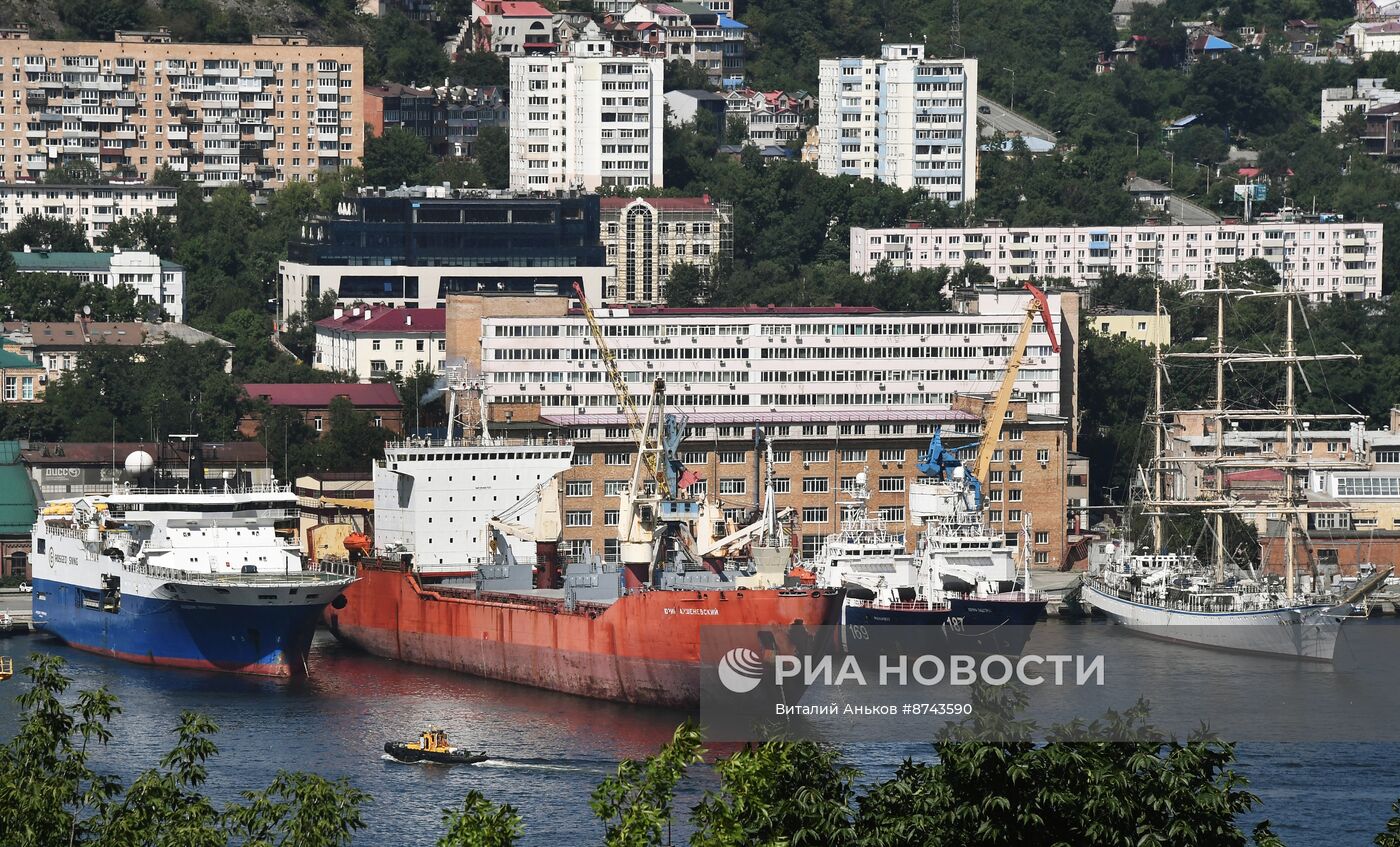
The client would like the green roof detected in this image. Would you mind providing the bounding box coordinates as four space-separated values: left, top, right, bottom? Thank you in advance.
9 251 183 272
0 464 35 536
0 348 36 369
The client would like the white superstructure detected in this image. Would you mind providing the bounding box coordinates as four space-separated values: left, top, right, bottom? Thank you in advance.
508 37 664 191
818 44 977 203
850 221 1384 302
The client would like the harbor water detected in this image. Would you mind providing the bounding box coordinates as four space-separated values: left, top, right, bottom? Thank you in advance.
1 623 1397 846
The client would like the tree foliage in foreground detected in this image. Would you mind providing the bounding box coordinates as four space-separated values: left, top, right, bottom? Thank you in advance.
8 657 1400 845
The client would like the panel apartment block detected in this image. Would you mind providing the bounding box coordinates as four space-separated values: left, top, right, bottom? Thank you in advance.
850 220 1385 301
0 29 362 188
818 44 977 203
508 37 663 191
0 181 176 244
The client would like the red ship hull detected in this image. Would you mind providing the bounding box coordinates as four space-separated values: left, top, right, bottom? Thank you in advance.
326 560 842 708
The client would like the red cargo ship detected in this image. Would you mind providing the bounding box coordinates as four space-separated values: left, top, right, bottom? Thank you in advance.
327 558 840 708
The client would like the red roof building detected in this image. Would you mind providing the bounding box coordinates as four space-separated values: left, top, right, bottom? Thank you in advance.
239 383 403 438
313 307 447 380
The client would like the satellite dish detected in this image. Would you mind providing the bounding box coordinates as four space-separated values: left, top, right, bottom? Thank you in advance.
82 305 92 316
124 450 155 475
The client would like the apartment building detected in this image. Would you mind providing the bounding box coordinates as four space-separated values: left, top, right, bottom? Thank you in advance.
313 306 447 380
1088 309 1172 346
1320 78 1400 129
850 219 1385 301
0 27 363 188
595 0 734 14
0 345 42 403
10 248 185 320
724 89 810 146
606 3 747 87
0 181 177 243
1 319 233 376
445 289 1085 567
508 36 663 191
279 185 611 321
599 195 733 304
818 44 978 203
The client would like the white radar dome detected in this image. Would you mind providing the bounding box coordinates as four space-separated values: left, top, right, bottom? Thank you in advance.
855 471 868 486
124 450 155 475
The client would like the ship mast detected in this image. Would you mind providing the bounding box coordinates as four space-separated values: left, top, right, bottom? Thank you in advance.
1282 281 1297 599
1150 282 1165 553
1213 272 1227 583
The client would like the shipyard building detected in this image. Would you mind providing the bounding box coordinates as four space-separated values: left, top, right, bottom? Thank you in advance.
443 289 1088 569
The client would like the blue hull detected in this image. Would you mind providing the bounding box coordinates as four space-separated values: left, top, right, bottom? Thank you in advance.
842 595 1046 656
32 578 326 676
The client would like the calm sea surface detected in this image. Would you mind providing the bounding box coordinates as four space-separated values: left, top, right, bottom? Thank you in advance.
0 623 1394 845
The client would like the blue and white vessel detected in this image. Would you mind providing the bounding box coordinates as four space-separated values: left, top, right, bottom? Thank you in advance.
30 452 354 676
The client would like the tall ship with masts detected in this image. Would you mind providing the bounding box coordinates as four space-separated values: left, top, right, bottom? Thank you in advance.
1081 279 1362 659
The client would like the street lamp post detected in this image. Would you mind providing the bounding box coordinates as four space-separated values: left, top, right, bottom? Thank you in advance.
1002 67 1016 112
1127 130 1140 158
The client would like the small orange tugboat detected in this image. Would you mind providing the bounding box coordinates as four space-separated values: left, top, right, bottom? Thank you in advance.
384 728 488 765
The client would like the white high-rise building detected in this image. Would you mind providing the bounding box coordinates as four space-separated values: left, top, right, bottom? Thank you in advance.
508 37 664 191
818 44 977 204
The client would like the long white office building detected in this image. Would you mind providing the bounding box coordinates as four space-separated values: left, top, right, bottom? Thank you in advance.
817 44 977 204
0 182 178 245
850 220 1384 301
448 289 1079 421
508 36 664 191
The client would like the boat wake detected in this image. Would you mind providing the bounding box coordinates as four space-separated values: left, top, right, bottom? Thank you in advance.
471 757 608 774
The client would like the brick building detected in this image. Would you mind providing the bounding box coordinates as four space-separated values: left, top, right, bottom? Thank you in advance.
0 27 363 189
445 289 1087 567
0 440 36 578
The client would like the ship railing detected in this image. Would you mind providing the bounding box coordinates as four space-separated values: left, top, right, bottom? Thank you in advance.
386 434 568 450
115 484 295 496
41 524 86 540
850 599 951 612
124 560 351 586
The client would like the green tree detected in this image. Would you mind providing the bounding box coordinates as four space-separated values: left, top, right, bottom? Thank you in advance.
664 59 714 92
437 791 523 847
452 52 509 87
1 213 90 252
363 127 434 189
367 12 451 86
424 156 488 188
589 722 704 847
44 159 105 185
0 271 146 322
96 212 177 258
476 126 509 190
663 262 705 307
150 165 186 188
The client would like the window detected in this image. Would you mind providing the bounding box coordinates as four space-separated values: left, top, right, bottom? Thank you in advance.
988 471 1003 484
878 476 905 493
565 481 593 497
771 478 791 493
1007 428 1024 441
801 507 829 523
2 377 13 401
606 452 632 466
604 510 620 527
1034 531 1049 545
879 449 904 463
878 505 905 523
1037 448 1050 463
802 477 829 494
719 478 746 494
313 415 323 432
571 452 593 466
719 451 745 464
987 510 1003 523
603 538 620 562
1009 470 1022 483
371 340 380 350
840 449 865 463
1008 449 1023 463
1034 551 1049 565
604 480 627 496
801 533 825 559
682 451 707 465
1009 489 1022 502
802 450 830 464
987 490 1002 502
565 510 592 527
773 450 792 464
1008 509 1022 522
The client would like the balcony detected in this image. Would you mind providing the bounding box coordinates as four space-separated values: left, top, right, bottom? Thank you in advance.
166 125 188 140
238 78 263 93
317 148 340 159
24 59 46 72
179 112 200 125
25 156 47 170
166 159 189 172
255 162 276 175
317 128 340 142
25 89 47 105
25 127 46 139
252 125 275 141
38 111 63 123
99 144 126 156
253 67 275 78
113 94 136 108
317 83 339 95
115 64 136 76
37 74 64 89
239 143 263 160
107 127 137 140
167 96 187 111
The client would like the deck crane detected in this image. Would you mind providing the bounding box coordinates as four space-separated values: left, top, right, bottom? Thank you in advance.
968 282 1060 504
571 282 668 498
487 476 565 588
